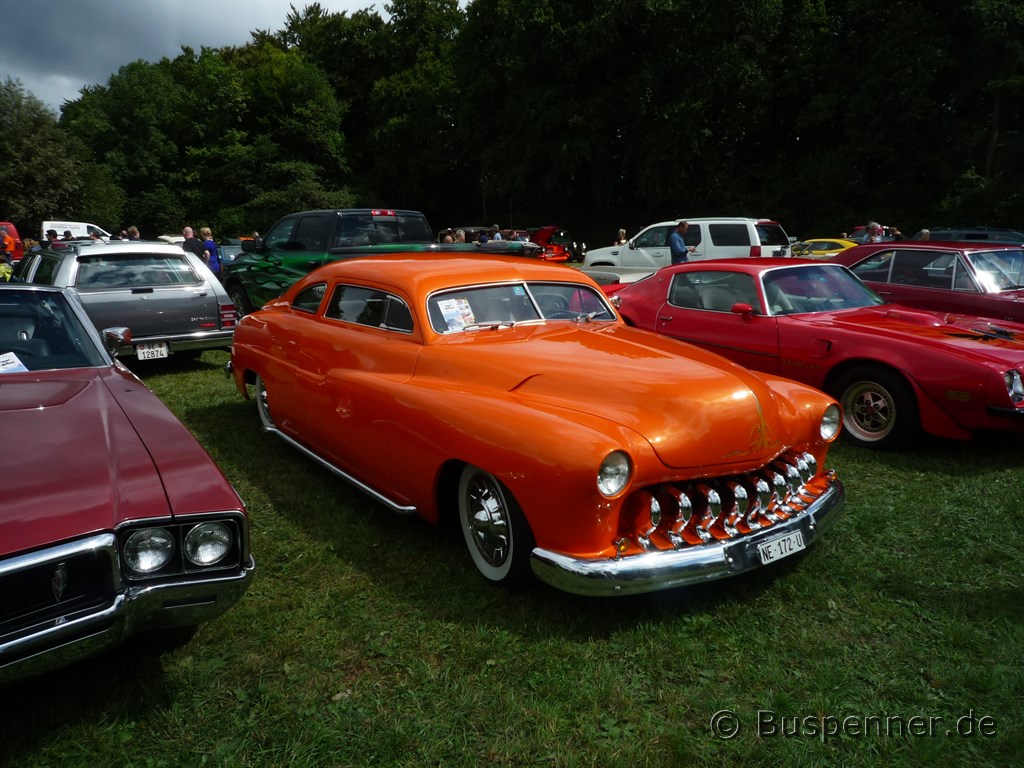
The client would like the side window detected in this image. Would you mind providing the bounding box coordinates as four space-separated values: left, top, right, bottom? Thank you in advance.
396 213 434 243
292 283 326 313
851 251 894 283
666 274 702 309
708 224 750 246
636 226 671 248
891 250 954 288
325 285 410 331
27 254 62 285
293 215 331 251
383 296 414 332
264 218 297 250
684 225 702 247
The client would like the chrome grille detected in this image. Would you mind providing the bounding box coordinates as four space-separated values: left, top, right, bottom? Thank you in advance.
0 549 116 643
620 451 828 554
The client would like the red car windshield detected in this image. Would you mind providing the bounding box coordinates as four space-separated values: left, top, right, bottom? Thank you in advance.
762 265 885 315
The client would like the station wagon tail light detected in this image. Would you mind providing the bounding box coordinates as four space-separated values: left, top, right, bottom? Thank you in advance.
749 245 762 258
821 404 842 440
220 303 238 328
123 528 175 573
1006 370 1024 404
598 451 632 497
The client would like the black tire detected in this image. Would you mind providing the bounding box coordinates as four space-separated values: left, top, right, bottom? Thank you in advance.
254 373 275 430
227 280 254 317
458 464 535 588
832 366 918 449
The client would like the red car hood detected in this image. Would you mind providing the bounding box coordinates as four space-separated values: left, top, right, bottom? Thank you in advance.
420 324 792 470
816 305 1024 362
0 367 240 557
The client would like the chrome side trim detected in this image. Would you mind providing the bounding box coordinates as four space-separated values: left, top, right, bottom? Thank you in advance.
264 425 418 515
530 477 844 596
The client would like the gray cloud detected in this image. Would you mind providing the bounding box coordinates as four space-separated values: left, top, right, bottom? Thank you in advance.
1 0 384 112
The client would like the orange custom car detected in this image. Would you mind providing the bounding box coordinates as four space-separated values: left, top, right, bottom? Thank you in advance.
228 254 845 596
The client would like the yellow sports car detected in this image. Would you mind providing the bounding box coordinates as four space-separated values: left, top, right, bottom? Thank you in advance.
791 238 858 259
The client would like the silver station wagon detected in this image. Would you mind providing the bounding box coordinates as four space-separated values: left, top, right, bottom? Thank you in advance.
14 241 237 359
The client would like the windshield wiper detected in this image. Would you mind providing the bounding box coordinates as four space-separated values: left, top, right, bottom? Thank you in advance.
462 321 517 331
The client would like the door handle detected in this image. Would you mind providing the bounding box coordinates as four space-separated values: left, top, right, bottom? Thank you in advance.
658 314 673 322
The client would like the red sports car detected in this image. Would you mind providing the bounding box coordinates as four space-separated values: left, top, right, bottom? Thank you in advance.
608 259 1024 448
830 241 1024 323
0 284 255 682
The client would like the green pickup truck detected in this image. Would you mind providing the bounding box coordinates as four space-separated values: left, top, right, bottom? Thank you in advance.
223 208 541 314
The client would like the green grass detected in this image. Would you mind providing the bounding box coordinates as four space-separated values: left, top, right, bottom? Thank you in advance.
3 350 1021 767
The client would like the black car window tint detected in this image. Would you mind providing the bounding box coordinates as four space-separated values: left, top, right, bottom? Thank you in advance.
30 254 62 285
324 284 393 329
667 274 702 309
293 216 331 251
708 224 749 247
756 225 789 246
891 250 950 288
382 296 414 332
292 283 327 313
395 213 434 243
264 218 297 250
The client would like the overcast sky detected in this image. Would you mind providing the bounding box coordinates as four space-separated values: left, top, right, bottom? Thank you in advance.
1 0 389 113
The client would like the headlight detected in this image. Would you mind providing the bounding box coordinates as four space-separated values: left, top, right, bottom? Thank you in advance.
821 404 842 440
1005 370 1024 404
184 522 233 566
123 528 175 573
597 451 632 497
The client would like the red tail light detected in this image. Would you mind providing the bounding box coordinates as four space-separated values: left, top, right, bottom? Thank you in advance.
219 303 238 328
749 245 762 258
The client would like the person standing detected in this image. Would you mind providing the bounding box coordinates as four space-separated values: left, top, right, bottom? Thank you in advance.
489 224 503 241
669 220 693 264
0 226 13 264
127 226 141 240
615 228 628 246
181 226 206 261
199 227 221 277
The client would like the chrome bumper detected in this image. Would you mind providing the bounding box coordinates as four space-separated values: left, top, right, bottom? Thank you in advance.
0 533 255 683
530 477 845 597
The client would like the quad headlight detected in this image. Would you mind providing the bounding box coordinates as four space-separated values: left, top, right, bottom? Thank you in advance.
1005 370 1024 404
123 527 175 573
821 404 842 440
184 522 233 566
597 451 632 497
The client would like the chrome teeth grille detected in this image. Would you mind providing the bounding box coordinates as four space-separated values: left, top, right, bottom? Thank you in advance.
630 451 821 550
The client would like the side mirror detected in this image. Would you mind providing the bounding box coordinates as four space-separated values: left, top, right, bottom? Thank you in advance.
102 327 132 356
731 302 755 318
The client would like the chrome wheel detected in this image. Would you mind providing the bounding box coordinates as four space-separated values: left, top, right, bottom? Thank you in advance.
254 373 274 430
458 464 533 586
834 366 916 449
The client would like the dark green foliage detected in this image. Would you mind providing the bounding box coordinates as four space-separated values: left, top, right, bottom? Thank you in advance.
2 0 1020 244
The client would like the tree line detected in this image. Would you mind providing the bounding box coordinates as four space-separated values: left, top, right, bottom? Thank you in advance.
1 0 1021 246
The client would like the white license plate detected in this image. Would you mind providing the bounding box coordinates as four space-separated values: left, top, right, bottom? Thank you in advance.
135 342 169 360
757 530 805 565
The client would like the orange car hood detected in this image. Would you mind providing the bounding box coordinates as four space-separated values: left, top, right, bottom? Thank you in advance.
420 324 789 469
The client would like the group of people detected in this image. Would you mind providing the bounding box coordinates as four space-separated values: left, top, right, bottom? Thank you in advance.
181 226 221 276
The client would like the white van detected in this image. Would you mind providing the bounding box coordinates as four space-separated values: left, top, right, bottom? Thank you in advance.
584 217 791 269
41 220 114 241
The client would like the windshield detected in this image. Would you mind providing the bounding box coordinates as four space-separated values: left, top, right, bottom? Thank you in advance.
428 281 615 333
762 264 885 315
0 288 107 371
966 249 1024 291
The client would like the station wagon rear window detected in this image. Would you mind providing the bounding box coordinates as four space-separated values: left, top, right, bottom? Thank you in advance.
75 253 201 289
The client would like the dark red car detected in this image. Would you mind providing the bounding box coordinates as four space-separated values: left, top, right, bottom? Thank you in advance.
830 241 1024 323
0 284 255 682
607 258 1024 448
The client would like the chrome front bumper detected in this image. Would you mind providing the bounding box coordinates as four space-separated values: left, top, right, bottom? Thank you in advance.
0 533 255 683
530 476 845 597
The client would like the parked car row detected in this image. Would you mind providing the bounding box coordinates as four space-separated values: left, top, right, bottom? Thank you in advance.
3 205 1021 684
